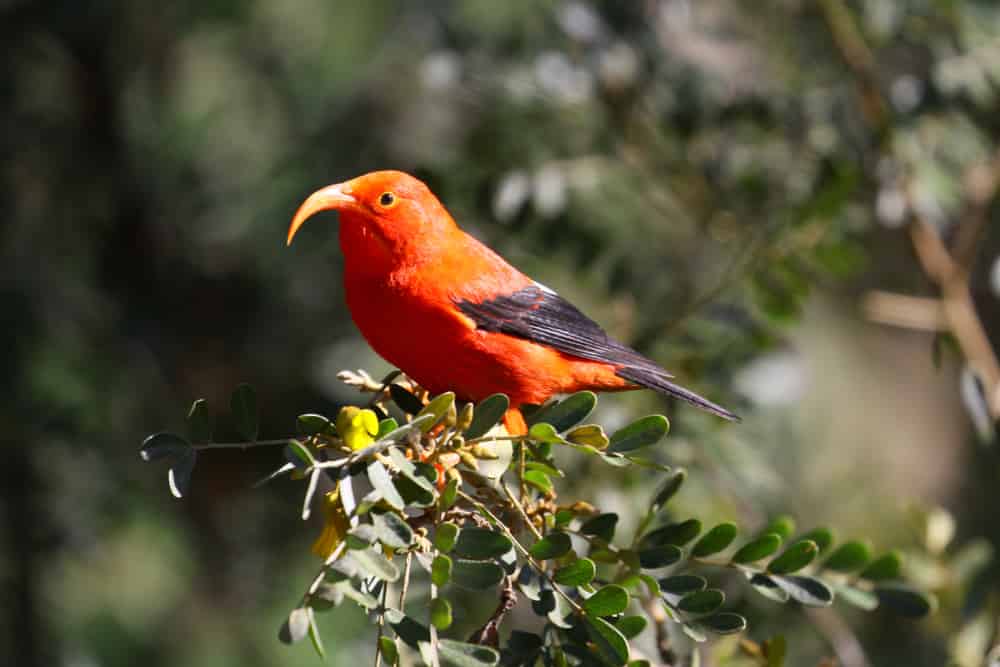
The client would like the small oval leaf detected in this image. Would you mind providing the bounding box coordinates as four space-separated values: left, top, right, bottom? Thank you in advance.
659 575 707 596
187 399 212 443
859 551 902 581
528 391 597 432
582 585 629 617
580 513 618 542
140 432 191 462
373 511 414 549
677 589 725 615
642 519 702 548
874 583 936 618
367 460 406 511
417 392 455 432
773 575 834 606
767 540 818 575
651 470 686 511
608 415 670 453
583 616 629 666
700 612 746 635
638 544 683 569
529 532 572 560
432 554 453 587
554 558 596 586
731 533 783 564
691 523 738 558
297 413 331 436
452 527 513 560
430 597 453 630
822 540 872 572
465 394 510 439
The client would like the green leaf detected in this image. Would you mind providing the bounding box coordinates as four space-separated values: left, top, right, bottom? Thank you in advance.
284 439 314 470
822 540 872 572
430 597 453 630
367 460 406 511
440 477 459 511
525 461 563 478
187 399 212 443
699 612 746 635
681 622 707 643
761 516 796 541
452 527 513 560
651 470 686 511
523 469 554 493
528 422 562 444
394 471 436 507
379 636 399 666
465 394 509 438
230 383 258 441
731 533 783 564
580 513 618 542
874 583 936 618
528 391 597 431
608 415 670 453
565 424 609 449
347 548 400 582
168 448 197 499
691 523 738 558
642 519 702 548
677 589 725 615
417 392 455 432
529 532 572 560
451 559 504 591
749 573 790 603
767 540 818 575
385 608 430 648
583 616 629 666
346 524 376 549
431 554 452 587
772 575 834 606
659 575 707 596
296 413 331 437
615 615 647 639
797 528 834 554
140 432 191 462
582 585 629 617
278 607 309 644
638 544 683 569
372 511 414 549
330 581 379 610
435 522 459 553
306 607 325 658
376 417 399 439
437 639 500 667
389 384 424 415
554 558 596 586
859 551 902 581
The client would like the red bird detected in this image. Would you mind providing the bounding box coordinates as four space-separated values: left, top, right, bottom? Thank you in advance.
287 171 737 433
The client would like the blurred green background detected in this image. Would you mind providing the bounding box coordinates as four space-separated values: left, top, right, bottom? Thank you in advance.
4 1 1000 665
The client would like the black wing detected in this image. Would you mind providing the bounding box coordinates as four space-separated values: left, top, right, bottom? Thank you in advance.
455 284 738 421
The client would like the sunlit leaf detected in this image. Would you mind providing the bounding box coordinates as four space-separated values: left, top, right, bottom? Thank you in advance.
430 597 453 630
168 448 197 499
435 523 459 553
452 527 513 560
555 558 596 586
432 554 453 587
822 540 872 572
528 391 596 431
417 392 455 432
348 547 400 582
367 460 406 511
465 394 510 439
278 607 309 644
565 424 609 449
438 639 500 667
529 531 572 560
731 533 783 564
691 523 738 558
582 585 629 617
859 551 902 581
767 540 818 575
608 415 670 453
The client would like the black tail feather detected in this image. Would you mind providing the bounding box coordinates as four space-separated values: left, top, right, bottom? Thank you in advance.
617 367 740 422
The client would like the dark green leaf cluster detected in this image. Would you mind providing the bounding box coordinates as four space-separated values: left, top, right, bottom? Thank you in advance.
141 379 935 665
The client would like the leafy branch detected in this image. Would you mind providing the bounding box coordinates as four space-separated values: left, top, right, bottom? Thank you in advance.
140 374 936 666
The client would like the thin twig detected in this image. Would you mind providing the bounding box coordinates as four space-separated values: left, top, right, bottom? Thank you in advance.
195 438 292 450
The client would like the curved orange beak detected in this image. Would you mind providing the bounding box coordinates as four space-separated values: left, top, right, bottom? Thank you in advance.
286 183 357 246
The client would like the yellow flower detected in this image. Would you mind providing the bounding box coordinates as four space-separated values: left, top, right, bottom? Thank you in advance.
312 488 350 559
336 406 379 451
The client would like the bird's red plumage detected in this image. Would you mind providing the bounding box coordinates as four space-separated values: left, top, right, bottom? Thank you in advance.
287 170 736 432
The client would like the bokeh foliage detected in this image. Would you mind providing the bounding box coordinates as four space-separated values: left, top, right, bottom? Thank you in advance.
3 1 1000 666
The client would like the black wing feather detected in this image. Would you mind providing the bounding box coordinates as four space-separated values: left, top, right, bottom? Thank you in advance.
455 284 738 421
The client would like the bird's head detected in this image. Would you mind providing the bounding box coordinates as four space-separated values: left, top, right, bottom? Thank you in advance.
286 171 456 261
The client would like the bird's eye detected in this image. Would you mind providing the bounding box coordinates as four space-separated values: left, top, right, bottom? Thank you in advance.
378 192 396 208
